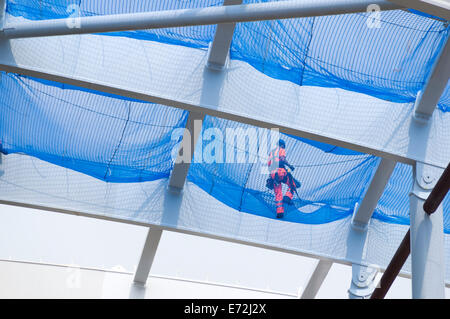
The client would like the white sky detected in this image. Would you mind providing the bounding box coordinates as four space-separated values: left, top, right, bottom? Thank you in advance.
0 203 447 299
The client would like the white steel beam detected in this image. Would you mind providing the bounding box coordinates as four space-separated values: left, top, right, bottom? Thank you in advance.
348 158 395 298
413 37 450 121
300 259 333 299
351 158 397 229
145 113 205 283
388 0 450 21
346 218 378 298
133 227 163 285
207 0 242 70
169 0 239 189
169 111 205 190
409 162 445 298
0 34 448 169
347 202 379 298
0 0 402 39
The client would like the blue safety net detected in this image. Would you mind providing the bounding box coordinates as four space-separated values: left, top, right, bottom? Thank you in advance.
2 71 449 233
2 0 450 274
6 0 222 48
0 72 188 182
187 116 378 225
231 5 449 110
373 163 450 233
5 0 450 111
185 116 450 231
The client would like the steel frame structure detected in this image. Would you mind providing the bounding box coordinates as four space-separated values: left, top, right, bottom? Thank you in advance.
0 0 402 39
0 0 449 298
300 260 333 299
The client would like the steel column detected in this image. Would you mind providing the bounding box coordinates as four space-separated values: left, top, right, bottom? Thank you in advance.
133 227 163 285
347 158 395 298
1 35 448 168
168 111 205 190
371 162 449 298
169 0 239 189
300 259 333 299
409 163 445 298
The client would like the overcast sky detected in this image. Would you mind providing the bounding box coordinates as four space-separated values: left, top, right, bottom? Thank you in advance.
1 203 448 299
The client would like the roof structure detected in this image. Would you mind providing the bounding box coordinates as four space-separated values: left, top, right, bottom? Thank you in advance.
0 0 449 298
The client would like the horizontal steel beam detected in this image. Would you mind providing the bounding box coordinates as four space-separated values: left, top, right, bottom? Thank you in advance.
0 198 347 267
0 62 414 165
0 0 403 39
1 198 445 286
0 28 448 169
0 198 414 280
0 258 299 298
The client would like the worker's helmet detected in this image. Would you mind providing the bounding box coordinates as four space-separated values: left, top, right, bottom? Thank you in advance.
278 139 286 148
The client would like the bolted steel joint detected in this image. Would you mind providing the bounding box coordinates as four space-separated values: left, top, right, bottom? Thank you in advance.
348 264 379 299
411 162 444 201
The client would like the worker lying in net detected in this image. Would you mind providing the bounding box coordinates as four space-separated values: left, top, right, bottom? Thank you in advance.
266 139 298 219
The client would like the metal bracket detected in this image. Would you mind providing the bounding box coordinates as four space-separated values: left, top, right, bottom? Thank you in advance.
409 162 446 298
412 162 444 200
133 227 163 285
167 183 184 195
168 111 205 190
300 259 333 299
206 41 231 71
348 264 379 299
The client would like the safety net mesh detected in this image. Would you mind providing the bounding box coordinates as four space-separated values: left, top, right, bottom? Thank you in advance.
0 73 188 182
5 0 450 111
3 71 449 229
1 1 450 281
